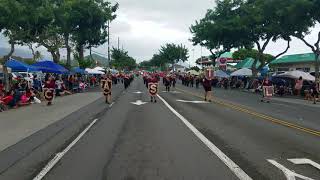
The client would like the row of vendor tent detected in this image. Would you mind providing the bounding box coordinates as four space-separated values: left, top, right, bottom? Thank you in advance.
186 69 231 78
5 59 69 74
5 59 40 72
4 59 112 75
230 68 315 81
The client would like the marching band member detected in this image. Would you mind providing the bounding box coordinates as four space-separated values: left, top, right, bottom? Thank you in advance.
261 76 273 103
101 73 112 104
148 74 159 103
164 75 171 92
43 76 55 106
203 69 213 102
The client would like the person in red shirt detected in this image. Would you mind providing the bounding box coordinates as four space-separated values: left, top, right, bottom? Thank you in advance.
0 90 14 110
203 76 212 102
148 74 159 103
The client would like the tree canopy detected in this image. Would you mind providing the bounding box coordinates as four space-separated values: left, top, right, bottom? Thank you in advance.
110 48 137 70
159 43 189 65
191 0 314 76
139 43 189 71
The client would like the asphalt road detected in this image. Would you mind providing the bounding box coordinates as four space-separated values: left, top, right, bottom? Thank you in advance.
1 78 319 180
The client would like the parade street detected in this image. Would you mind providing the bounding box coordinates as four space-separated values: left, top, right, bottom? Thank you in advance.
0 78 318 180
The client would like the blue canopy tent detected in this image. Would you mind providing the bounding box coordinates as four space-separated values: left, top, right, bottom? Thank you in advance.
32 61 69 74
214 70 230 78
72 67 87 74
5 59 39 72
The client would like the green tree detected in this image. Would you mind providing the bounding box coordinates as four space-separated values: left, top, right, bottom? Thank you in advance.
288 0 320 82
75 56 94 69
110 48 136 70
70 0 118 68
192 0 297 76
0 0 46 90
233 49 274 65
190 0 252 66
158 43 189 66
189 66 200 72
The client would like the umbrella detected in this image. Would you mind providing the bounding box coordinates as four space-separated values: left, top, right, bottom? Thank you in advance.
231 68 252 76
214 70 230 78
5 59 39 72
275 70 315 81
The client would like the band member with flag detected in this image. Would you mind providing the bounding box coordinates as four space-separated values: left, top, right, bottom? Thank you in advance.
43 75 55 106
101 73 112 104
148 74 159 103
261 76 273 103
203 68 213 102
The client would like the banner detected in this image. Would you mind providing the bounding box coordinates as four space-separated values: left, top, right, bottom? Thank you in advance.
148 83 159 96
44 88 54 101
263 86 273 97
101 79 112 95
205 68 214 80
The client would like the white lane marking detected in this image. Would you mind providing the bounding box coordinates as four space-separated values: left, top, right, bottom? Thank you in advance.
176 99 209 104
162 91 181 94
33 119 99 180
157 94 252 180
130 100 148 106
133 91 143 94
267 159 314 180
109 102 115 107
288 158 320 170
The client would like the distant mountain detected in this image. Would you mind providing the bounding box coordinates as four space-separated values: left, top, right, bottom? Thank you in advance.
0 47 33 58
85 54 109 67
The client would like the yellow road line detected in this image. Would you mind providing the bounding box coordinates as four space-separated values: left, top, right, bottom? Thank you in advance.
176 88 320 137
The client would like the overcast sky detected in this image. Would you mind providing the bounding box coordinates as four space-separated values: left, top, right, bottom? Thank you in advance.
1 0 320 65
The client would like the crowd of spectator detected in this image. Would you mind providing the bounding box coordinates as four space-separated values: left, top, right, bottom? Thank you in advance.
0 74 102 112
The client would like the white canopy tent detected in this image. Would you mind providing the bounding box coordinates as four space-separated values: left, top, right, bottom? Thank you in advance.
85 68 104 75
93 66 105 72
231 68 252 76
214 70 230 78
274 70 315 81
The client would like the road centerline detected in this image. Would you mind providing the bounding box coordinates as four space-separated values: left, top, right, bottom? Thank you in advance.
176 87 320 137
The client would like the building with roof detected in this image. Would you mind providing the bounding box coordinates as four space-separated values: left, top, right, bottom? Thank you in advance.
270 53 317 72
234 58 260 69
196 52 240 68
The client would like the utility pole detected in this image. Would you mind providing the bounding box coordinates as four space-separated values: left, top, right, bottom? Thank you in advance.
191 49 195 68
107 20 111 68
117 37 120 50
200 46 203 70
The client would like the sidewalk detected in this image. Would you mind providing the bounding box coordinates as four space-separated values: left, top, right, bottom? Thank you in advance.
220 88 320 108
0 91 103 152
